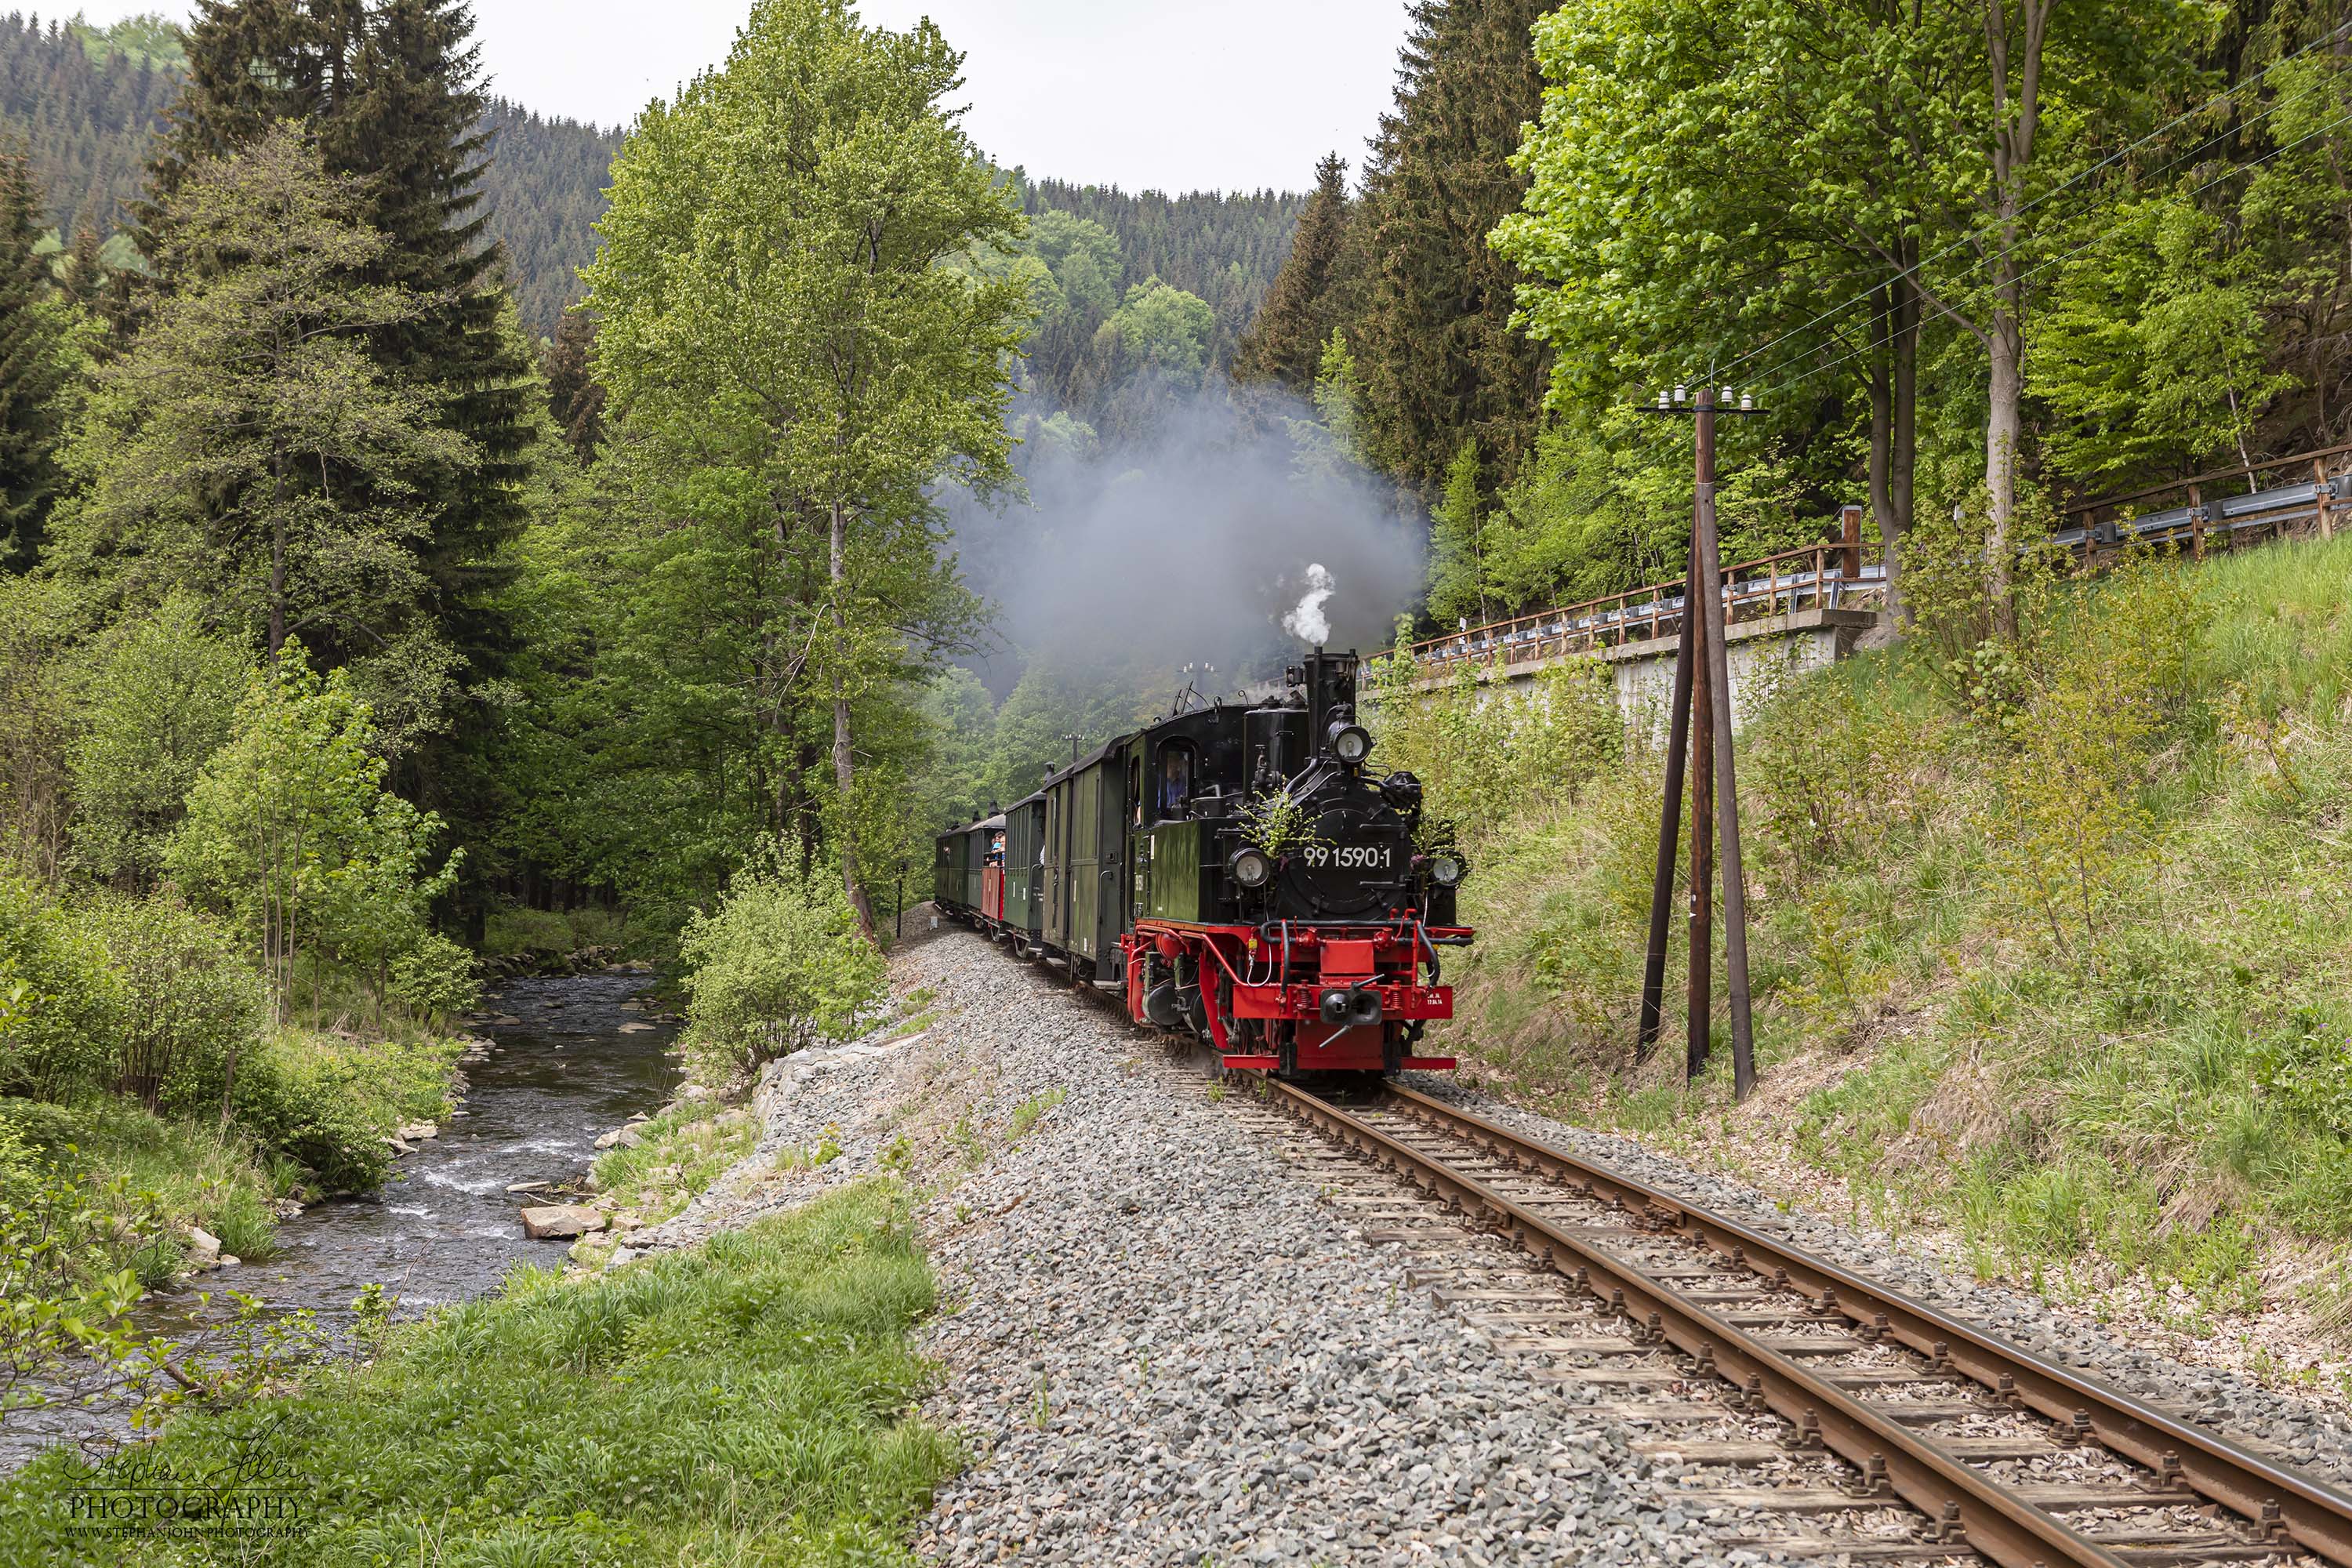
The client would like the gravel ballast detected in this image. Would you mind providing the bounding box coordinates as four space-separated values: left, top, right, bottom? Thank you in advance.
640 924 1723 1566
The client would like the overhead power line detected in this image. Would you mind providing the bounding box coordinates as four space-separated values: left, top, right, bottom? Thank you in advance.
1738 65 2347 398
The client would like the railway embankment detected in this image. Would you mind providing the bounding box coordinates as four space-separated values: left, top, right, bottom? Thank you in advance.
612 921 2352 1563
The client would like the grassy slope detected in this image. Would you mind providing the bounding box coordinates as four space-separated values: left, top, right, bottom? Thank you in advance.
1423 535 2352 1349
0 1180 953 1565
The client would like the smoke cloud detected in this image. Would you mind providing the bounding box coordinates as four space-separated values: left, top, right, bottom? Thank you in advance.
1283 563 1337 644
946 384 1427 698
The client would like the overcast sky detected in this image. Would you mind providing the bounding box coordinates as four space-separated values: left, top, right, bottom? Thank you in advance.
72 0 1414 193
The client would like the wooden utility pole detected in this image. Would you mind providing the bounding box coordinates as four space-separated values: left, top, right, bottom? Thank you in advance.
1687 423 1715 1081
1634 564 1693 1058
1634 383 1760 1100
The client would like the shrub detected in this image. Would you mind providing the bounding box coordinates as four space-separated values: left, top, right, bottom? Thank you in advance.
220 1029 455 1195
78 895 265 1117
165 650 460 1017
385 931 479 1022
0 1094 85 1152
0 873 121 1102
66 595 248 890
677 837 884 1087
1980 551 2208 957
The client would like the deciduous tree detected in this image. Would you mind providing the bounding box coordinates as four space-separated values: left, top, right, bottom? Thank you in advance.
586 0 1028 935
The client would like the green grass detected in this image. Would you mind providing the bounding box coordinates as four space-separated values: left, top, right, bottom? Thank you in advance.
0 1180 956 1565
1411 532 2352 1315
581 1099 760 1246
1007 1087 1066 1142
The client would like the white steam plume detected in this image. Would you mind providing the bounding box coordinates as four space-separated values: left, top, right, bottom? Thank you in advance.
941 387 1426 692
1283 563 1336 645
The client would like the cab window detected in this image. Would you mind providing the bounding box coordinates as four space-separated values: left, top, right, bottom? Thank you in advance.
1155 742 1196 820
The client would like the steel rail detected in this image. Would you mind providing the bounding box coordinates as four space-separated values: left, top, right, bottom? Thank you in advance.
1379 1082 2352 1568
1265 1077 2128 1568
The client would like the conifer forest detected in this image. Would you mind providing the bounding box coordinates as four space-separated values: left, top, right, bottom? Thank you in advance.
2 1 2351 1563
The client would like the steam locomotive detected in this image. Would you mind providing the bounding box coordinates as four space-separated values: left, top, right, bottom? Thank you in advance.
933 649 1471 1077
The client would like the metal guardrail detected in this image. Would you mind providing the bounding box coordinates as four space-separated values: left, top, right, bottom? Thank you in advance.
1413 445 2349 676
1413 539 1888 675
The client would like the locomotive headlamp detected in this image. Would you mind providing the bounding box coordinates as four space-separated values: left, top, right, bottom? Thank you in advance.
1328 722 1373 765
1428 854 1465 888
1229 847 1273 890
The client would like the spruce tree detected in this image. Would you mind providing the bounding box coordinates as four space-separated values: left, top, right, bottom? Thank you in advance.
138 0 350 222
57 224 106 312
0 150 64 572
137 0 537 931
332 0 530 642
1353 0 1550 492
1235 152 1350 389
542 306 604 465
143 0 530 659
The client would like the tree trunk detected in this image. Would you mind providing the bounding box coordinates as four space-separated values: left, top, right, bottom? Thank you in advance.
268 457 288 659
1888 264 1920 619
1985 303 2024 640
1983 0 2049 644
829 499 878 940
795 737 822 878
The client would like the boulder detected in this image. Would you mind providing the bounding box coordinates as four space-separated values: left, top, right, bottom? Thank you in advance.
608 1246 640 1268
397 1122 438 1142
519 1204 606 1240
182 1225 222 1269
385 1135 414 1156
592 1125 644 1151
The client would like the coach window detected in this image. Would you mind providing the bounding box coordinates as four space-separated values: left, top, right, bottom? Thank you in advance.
1156 742 1196 820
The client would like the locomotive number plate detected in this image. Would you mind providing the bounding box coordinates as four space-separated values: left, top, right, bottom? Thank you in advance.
1301 844 1395 870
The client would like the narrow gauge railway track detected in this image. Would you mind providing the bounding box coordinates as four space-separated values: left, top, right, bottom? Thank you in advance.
1257 1076 2352 1568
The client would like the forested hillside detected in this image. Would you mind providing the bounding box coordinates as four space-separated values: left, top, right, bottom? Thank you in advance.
475 97 622 331
0 12 177 240
0 13 620 332
1020 176 1301 385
